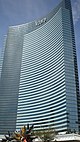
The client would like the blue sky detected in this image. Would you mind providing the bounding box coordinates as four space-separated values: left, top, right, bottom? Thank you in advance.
0 0 80 86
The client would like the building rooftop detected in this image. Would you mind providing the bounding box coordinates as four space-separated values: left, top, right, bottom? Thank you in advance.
54 133 80 142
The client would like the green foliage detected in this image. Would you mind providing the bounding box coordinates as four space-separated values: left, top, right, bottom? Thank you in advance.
33 127 57 142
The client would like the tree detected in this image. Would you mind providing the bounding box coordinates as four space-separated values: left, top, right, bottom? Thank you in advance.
33 127 57 142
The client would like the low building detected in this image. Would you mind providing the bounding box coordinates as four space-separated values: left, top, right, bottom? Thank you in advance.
54 133 80 142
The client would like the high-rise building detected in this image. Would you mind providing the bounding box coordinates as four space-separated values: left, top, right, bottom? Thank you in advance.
0 0 80 134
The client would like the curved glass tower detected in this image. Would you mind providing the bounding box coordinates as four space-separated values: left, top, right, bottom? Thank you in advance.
0 0 80 134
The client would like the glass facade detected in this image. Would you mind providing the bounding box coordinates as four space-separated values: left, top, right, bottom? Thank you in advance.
0 0 79 134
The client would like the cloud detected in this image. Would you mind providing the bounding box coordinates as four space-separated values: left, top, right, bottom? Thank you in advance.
72 0 80 24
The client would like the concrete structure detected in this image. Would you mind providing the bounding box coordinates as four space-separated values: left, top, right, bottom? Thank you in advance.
0 0 80 134
54 133 80 142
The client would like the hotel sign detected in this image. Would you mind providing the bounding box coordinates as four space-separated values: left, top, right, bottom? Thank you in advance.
35 17 47 26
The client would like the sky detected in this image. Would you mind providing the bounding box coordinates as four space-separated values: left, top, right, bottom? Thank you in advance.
0 0 80 87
